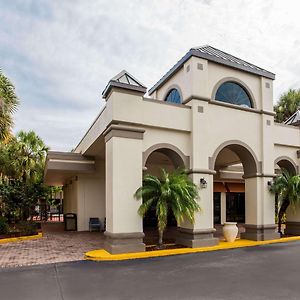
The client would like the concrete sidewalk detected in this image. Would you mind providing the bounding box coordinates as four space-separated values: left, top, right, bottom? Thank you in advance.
0 223 104 268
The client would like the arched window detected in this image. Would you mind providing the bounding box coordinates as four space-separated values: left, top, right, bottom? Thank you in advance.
215 82 252 108
164 89 182 104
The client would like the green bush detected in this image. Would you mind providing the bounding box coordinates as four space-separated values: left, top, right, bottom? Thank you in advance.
17 221 38 236
0 216 9 235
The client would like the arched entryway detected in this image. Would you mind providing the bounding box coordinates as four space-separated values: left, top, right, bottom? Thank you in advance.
274 156 298 235
210 140 260 239
274 156 297 176
142 144 189 245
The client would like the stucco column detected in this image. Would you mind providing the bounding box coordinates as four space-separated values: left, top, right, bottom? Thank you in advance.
220 192 226 224
176 172 219 247
104 125 146 254
241 176 279 241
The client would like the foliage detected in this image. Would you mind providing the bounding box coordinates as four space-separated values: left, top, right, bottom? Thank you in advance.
0 130 48 183
270 169 300 235
0 70 19 141
17 220 38 236
274 89 300 123
135 169 201 248
0 130 54 222
0 216 8 234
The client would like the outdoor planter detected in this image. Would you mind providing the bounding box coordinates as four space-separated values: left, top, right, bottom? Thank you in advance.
223 222 238 242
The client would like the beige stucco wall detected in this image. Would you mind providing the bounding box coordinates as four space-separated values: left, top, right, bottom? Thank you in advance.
58 52 300 236
63 178 78 215
76 160 105 231
63 161 105 231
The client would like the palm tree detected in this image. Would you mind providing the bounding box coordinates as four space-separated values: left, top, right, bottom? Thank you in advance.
135 169 201 249
274 89 300 123
0 131 48 183
270 169 300 236
0 70 19 141
14 130 48 183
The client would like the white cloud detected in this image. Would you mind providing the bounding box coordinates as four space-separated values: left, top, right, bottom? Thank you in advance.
1 0 300 150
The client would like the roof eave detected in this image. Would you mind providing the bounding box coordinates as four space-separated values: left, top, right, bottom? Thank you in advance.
102 81 147 99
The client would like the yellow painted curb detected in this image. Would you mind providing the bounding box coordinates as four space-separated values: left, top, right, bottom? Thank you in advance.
0 232 43 244
85 236 300 261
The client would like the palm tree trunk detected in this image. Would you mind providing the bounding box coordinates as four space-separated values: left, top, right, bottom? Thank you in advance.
278 199 290 236
158 229 164 248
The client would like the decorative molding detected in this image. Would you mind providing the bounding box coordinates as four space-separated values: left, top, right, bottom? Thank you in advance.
243 173 276 179
182 95 210 105
143 97 190 109
187 168 216 175
104 124 145 142
143 143 190 169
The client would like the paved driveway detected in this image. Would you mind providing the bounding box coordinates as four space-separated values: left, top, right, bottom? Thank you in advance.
1 240 300 300
0 224 104 268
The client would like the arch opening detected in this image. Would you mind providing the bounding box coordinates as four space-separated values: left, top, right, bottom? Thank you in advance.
143 146 188 245
275 157 297 176
211 142 259 237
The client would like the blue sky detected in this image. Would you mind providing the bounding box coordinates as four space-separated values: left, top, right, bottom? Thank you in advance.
1 0 300 150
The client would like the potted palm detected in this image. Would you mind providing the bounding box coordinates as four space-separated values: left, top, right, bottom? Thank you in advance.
135 168 201 249
270 169 300 236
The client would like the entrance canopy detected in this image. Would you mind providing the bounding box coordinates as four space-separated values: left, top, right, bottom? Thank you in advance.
44 151 95 186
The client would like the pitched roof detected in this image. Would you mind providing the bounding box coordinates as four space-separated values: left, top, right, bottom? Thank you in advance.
149 45 275 95
102 70 147 99
284 110 300 126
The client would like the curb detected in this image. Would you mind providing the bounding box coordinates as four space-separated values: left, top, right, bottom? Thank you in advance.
0 232 43 244
85 236 300 261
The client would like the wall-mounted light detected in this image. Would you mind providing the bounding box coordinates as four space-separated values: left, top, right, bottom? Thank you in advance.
200 178 207 189
267 180 273 191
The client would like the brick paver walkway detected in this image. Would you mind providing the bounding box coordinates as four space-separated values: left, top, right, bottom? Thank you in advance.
0 223 104 268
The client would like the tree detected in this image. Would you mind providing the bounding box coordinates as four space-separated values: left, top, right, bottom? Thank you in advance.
0 130 48 183
0 70 19 141
274 89 300 123
135 169 201 249
0 130 50 221
270 169 300 236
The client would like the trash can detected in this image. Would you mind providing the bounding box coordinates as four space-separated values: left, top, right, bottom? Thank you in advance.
64 213 77 231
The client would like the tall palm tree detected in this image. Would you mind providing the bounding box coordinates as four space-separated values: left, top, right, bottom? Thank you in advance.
135 169 201 249
274 89 300 123
0 70 19 141
0 131 48 183
270 169 300 236
14 130 48 183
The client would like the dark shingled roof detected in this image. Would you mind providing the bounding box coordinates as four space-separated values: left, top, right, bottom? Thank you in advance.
149 45 275 95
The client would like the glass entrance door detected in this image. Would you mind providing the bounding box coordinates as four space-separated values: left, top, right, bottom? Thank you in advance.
226 193 245 223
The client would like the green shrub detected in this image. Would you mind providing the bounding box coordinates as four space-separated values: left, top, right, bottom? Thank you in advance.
17 221 38 236
0 216 9 235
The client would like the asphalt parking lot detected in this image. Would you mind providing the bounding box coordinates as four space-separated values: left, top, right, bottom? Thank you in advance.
1 241 300 300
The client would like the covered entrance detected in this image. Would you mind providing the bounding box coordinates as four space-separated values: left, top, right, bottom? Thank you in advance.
211 140 278 240
142 144 189 245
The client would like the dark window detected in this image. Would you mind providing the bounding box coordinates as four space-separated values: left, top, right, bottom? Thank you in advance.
213 192 221 224
165 88 181 104
215 82 252 108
